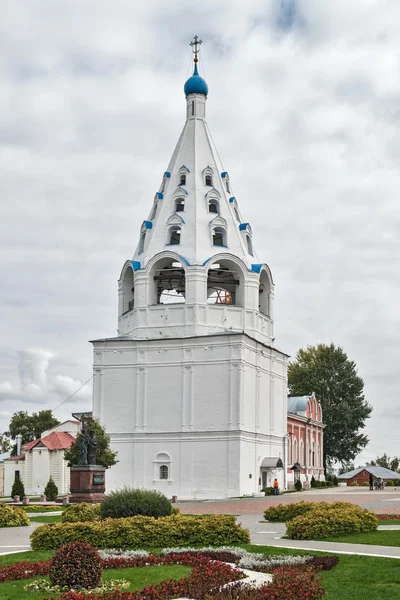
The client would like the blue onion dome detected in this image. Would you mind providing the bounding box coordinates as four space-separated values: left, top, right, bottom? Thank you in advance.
184 63 209 96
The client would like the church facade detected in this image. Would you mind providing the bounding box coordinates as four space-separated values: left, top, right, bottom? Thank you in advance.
91 40 290 499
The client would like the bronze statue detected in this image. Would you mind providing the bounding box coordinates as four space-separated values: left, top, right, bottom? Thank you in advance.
88 430 97 465
78 425 97 465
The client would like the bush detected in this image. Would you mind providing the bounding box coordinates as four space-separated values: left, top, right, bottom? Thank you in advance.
62 503 101 523
100 487 172 519
0 504 30 527
294 479 302 491
332 475 338 486
386 480 394 486
286 506 378 540
30 514 250 550
310 475 316 488
394 479 400 486
361 481 369 486
265 501 316 522
349 481 359 486
49 541 102 588
20 504 62 512
44 477 58 501
11 477 25 499
261 487 274 496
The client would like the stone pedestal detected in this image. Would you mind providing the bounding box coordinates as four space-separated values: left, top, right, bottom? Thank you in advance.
69 465 106 504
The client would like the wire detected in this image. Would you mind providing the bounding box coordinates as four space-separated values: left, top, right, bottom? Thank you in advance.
52 376 93 412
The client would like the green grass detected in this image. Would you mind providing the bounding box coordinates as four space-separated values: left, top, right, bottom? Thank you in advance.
0 550 53 564
318 530 400 546
378 520 400 526
29 515 63 524
0 565 191 600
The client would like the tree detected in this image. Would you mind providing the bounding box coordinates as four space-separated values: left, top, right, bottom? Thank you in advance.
5 410 60 455
337 462 355 475
288 343 372 473
44 477 59 501
11 475 25 499
367 454 400 472
64 420 118 469
0 434 11 455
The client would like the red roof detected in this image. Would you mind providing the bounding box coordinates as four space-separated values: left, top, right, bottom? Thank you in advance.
40 431 76 451
22 439 40 451
5 454 25 461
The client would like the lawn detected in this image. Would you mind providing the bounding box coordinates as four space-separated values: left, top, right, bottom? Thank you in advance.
0 565 191 600
317 529 400 547
29 515 63 524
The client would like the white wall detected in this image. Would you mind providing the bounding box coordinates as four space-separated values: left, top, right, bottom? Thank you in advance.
4 461 25 497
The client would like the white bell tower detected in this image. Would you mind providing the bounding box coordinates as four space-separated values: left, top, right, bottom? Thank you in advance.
92 38 289 499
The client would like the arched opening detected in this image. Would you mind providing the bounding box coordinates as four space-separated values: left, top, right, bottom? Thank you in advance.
246 234 253 256
212 227 226 247
150 204 157 220
225 179 230 193
259 269 272 316
175 198 185 212
138 231 146 254
208 199 219 214
312 442 315 467
160 465 169 479
207 258 244 306
122 266 135 313
151 257 186 305
300 441 304 466
179 173 186 186
233 206 240 221
168 226 181 245
205 174 213 186
293 438 297 463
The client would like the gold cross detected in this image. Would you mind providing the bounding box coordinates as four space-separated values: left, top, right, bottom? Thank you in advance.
190 35 202 63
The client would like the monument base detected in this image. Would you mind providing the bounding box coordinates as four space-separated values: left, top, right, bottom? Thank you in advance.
69 465 106 504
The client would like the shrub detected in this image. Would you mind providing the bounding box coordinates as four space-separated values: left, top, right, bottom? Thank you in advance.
62 503 101 523
286 506 378 540
11 477 25 499
49 542 102 588
308 555 340 571
295 479 302 491
262 487 274 496
0 504 30 527
44 477 59 501
394 479 400 486
386 480 394 486
265 501 318 522
311 475 316 488
100 487 172 519
20 504 61 513
349 481 359 486
30 513 250 550
361 481 369 486
332 475 338 486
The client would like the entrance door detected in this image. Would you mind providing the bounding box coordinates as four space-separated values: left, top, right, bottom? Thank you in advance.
261 470 267 489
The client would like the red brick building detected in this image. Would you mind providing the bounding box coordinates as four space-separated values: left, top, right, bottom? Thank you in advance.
338 466 399 486
287 394 325 486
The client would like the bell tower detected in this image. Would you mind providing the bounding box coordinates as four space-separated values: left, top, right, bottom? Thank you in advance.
92 39 289 499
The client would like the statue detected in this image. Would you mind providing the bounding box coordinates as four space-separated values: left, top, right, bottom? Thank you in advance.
78 425 97 465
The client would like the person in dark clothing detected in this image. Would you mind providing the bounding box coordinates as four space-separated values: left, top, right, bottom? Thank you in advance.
369 472 374 491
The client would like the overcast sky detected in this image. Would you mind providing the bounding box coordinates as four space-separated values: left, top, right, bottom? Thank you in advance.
1 0 399 465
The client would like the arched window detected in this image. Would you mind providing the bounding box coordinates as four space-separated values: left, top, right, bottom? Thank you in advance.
122 266 135 313
150 204 157 220
175 198 185 212
312 442 315 467
207 258 244 307
205 174 213 186
234 206 240 221
300 441 304 466
160 465 169 479
246 235 253 256
168 226 181 245
138 232 146 254
293 438 297 463
208 199 219 214
213 227 226 247
259 269 272 317
179 174 186 186
225 179 230 193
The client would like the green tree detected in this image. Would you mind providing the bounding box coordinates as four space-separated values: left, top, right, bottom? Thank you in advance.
288 344 372 473
11 475 25 499
367 454 400 472
337 462 355 475
5 410 60 455
0 434 11 454
64 420 118 469
44 477 59 501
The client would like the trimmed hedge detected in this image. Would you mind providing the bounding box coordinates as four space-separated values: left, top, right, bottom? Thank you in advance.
62 503 101 523
100 488 172 519
21 505 63 513
286 505 378 540
30 514 250 550
0 504 30 527
264 500 365 523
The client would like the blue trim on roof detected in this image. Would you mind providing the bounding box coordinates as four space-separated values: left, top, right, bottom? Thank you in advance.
221 172 228 178
229 197 236 203
178 255 190 266
251 264 262 273
213 244 227 248
143 221 153 229
239 223 249 231
203 257 213 266
164 172 170 178
131 261 141 271
156 192 163 199
176 186 188 195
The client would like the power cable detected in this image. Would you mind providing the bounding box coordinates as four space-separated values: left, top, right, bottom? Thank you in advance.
52 376 93 412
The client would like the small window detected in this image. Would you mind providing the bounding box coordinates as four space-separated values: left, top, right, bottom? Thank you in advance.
205 175 213 186
169 226 181 245
180 174 186 186
138 231 146 254
246 234 253 256
175 198 185 212
225 179 230 193
191 101 194 116
234 206 240 221
208 199 219 214
213 227 226 247
160 465 169 479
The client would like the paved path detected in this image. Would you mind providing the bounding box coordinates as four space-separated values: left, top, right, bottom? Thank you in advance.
0 522 42 556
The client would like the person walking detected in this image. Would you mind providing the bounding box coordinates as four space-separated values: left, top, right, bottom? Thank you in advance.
273 478 279 496
369 472 374 491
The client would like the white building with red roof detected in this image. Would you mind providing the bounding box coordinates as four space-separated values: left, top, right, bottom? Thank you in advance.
4 420 80 497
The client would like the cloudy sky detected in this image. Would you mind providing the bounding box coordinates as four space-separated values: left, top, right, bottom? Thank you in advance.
1 0 399 464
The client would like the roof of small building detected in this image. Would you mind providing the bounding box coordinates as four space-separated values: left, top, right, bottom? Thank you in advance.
22 431 76 453
287 395 309 414
4 453 25 462
338 466 400 480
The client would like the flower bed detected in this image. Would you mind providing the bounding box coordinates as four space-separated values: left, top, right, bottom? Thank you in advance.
30 514 250 550
376 514 400 521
